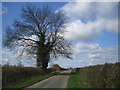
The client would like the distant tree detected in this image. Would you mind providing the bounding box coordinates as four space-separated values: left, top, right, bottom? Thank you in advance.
4 62 10 66
17 61 24 67
3 5 72 69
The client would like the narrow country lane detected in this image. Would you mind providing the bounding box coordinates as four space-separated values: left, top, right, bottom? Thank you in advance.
23 70 71 88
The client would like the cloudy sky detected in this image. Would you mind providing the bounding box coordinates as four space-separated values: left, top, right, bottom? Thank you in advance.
1 0 119 68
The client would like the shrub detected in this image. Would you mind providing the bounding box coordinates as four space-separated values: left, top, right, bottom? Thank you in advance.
2 66 53 87
78 62 120 88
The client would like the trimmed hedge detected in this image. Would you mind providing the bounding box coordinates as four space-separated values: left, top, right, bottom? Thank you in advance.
78 63 120 88
2 66 54 87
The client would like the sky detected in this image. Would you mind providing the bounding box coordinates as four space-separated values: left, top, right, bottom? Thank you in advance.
1 1 119 68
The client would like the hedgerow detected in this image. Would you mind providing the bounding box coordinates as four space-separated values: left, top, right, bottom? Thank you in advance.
78 62 120 88
2 66 54 87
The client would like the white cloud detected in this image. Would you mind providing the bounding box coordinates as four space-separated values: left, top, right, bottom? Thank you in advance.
88 54 101 59
74 42 101 53
61 2 118 21
60 2 118 41
49 58 88 69
74 42 118 65
2 35 38 66
49 42 118 68
26 35 39 41
88 46 118 61
2 47 36 66
54 2 118 68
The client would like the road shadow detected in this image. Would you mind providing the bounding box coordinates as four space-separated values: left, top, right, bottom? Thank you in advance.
57 72 77 76
58 73 70 75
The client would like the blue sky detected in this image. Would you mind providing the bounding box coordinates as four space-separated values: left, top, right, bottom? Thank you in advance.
91 31 118 48
2 2 67 34
2 2 118 47
2 2 119 68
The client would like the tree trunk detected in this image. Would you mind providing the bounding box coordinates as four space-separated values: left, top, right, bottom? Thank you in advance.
41 59 48 69
41 49 50 70
37 45 50 69
37 46 42 68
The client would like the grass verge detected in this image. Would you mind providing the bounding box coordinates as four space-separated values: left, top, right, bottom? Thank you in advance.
68 69 87 88
5 70 62 89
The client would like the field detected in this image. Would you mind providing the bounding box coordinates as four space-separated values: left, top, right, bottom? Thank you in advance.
68 62 120 88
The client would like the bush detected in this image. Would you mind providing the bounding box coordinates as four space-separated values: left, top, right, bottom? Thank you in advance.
2 66 53 87
78 62 120 88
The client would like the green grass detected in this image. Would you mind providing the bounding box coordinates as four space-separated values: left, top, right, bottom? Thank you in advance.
5 70 62 89
68 69 87 88
70 68 77 74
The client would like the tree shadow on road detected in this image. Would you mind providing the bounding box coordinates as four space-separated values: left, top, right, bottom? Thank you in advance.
57 71 77 76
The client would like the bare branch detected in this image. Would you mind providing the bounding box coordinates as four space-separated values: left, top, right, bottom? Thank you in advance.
3 5 72 69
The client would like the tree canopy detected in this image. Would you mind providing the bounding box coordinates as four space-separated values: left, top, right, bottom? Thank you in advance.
3 5 72 69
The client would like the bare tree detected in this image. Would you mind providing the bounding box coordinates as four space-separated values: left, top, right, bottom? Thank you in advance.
3 62 10 66
17 61 24 67
3 5 72 69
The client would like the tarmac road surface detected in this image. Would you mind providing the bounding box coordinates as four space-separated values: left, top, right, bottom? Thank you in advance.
24 70 71 88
